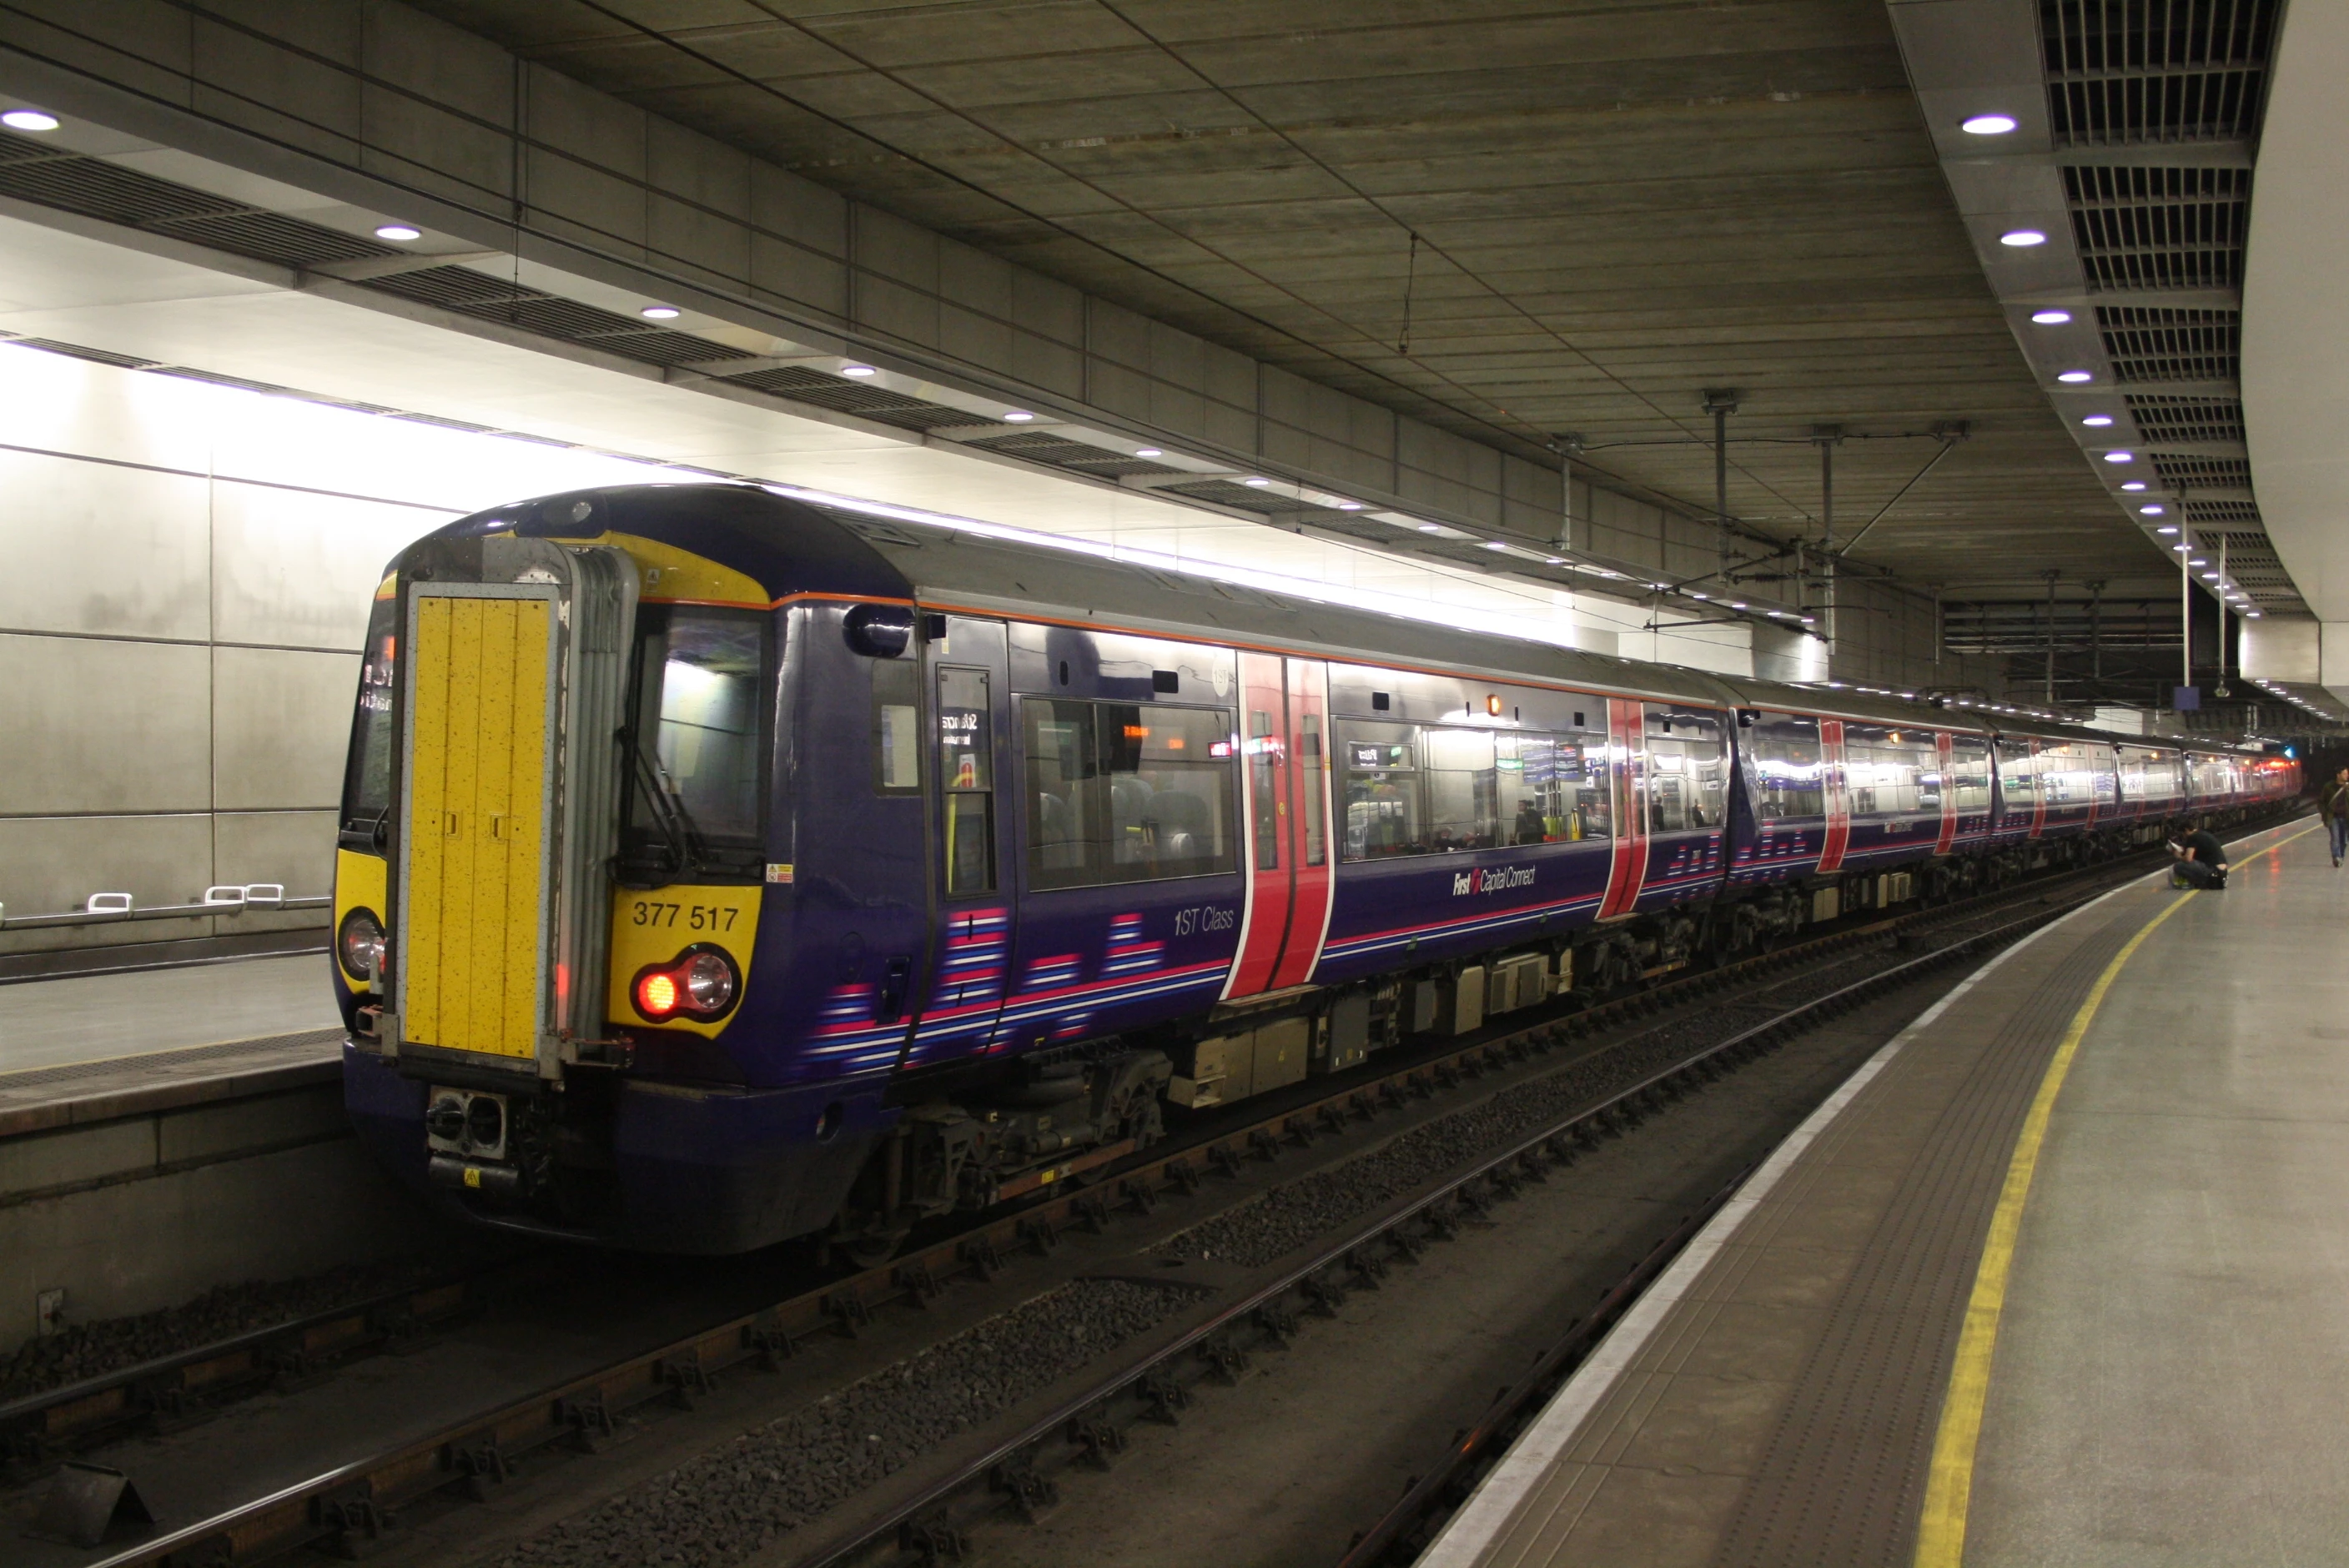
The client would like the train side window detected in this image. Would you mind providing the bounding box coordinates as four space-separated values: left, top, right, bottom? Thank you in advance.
1502 735 1606 844
1248 710 1280 871
1949 737 1993 811
938 667 995 895
1340 721 1424 860
1422 726 1497 849
1644 707 1727 831
1022 700 1238 889
1300 713 1326 867
873 658 919 794
1997 742 2037 805
1751 712 1823 822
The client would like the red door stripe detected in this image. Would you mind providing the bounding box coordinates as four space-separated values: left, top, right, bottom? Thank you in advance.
1818 719 1851 873
1934 731 1958 856
1269 659 1334 989
1597 698 1649 918
1223 651 1291 999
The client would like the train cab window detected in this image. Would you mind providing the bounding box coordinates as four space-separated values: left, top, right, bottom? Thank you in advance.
340 589 399 851
1644 708 1727 832
1021 700 1237 889
1751 712 1823 822
938 667 996 895
623 606 768 879
1949 736 1993 812
1341 722 1423 859
873 658 919 793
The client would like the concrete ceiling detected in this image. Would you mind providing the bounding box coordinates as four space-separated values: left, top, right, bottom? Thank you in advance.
405 0 2156 599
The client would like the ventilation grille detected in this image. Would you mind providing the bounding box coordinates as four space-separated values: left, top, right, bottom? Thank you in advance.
2043 0 2281 147
2125 395 2245 442
2095 304 2239 383
1159 479 1297 513
966 430 1183 478
2064 166 2247 289
2183 498 2264 525
3 338 158 369
2147 452 2249 485
717 365 983 431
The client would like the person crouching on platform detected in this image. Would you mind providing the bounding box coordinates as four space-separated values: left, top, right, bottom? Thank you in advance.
2168 827 2229 890
2321 767 2349 867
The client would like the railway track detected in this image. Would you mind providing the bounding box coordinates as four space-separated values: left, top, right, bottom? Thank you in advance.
12 822 2284 1567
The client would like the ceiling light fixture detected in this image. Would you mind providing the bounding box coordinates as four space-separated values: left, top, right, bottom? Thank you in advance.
2141 505 2166 515
640 305 681 319
1244 476 1270 486
840 364 876 377
2000 229 2047 248
2201 571 2220 580
1 108 58 131
1002 410 1035 422
1134 447 1162 457
373 224 421 242
2157 525 2179 535
2059 369 2093 383
2103 450 2134 463
1962 113 2020 135
2121 481 2147 491
1336 501 1363 510
2190 557 2207 566
2030 308 2073 325
2081 415 2114 427
1417 524 1441 534
1730 601 1749 609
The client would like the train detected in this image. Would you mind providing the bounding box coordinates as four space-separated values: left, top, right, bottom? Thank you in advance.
330 483 2299 1257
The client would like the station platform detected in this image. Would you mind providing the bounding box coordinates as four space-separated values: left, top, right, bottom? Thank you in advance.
1423 816 2340 1568
0 953 342 1135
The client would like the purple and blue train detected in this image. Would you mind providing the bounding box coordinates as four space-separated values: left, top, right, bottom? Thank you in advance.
330 484 2297 1256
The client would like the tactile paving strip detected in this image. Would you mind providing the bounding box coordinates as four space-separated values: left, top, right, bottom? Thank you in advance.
1708 904 2150 1565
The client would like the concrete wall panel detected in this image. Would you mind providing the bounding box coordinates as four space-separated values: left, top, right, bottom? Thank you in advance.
751 234 848 319
210 482 435 650
525 62 645 186
857 207 940 293
0 813 215 951
752 163 848 259
213 646 361 811
212 809 339 916
0 450 210 640
0 634 212 816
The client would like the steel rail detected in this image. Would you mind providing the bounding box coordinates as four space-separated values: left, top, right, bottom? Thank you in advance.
804 890 2094 1567
38 816 2285 1566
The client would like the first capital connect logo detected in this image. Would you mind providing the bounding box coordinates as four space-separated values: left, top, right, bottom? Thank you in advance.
1453 866 1537 896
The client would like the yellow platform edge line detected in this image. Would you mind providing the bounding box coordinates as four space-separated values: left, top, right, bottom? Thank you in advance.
1914 821 2319 1567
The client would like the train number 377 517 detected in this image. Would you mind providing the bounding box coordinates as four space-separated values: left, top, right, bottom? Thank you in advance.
630 901 739 932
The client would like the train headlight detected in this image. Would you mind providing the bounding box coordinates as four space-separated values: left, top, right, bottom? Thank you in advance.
631 946 741 1023
681 950 737 1013
338 908 387 982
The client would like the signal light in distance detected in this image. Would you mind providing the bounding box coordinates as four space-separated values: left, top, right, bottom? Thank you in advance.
631 946 741 1023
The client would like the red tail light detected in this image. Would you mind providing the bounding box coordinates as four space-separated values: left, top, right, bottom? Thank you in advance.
630 947 740 1023
636 970 681 1017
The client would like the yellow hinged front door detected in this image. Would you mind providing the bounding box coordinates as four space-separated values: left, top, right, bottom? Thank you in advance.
400 591 555 1059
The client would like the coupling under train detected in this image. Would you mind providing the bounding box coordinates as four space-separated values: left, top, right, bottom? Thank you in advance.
331 484 2297 1256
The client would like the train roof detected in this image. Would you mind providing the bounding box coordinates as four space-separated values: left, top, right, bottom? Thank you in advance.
454 484 2265 759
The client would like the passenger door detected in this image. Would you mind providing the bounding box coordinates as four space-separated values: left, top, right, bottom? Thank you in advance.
1225 653 1335 998
903 617 1019 1068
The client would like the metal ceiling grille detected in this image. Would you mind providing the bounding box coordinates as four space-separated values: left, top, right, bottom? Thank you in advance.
717 365 981 431
2147 452 2249 485
2095 303 2238 382
2183 498 2263 525
4 338 157 369
1160 479 1296 513
2124 394 2245 441
966 431 1183 478
2042 0 2281 147
2063 165 2246 289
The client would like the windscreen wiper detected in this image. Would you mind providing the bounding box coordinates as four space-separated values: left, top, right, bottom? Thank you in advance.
626 740 707 882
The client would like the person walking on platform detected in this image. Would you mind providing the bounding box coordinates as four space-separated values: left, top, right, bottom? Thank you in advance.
2322 768 2349 867
2169 826 2230 890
